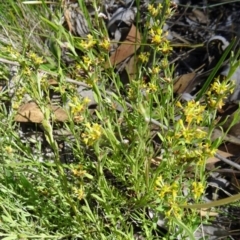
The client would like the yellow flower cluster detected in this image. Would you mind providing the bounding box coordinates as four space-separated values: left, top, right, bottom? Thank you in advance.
27 51 44 65
166 118 216 164
73 186 85 200
192 181 205 199
12 86 27 110
4 146 13 155
158 41 172 54
207 78 234 109
166 201 182 219
22 67 32 76
146 82 158 93
68 96 90 122
5 46 20 59
148 22 172 53
151 66 160 75
79 34 96 49
155 176 206 218
82 56 92 68
138 52 150 63
72 164 87 178
175 119 206 142
127 79 147 99
155 176 179 201
160 58 169 68
155 176 182 218
82 123 102 146
176 100 206 124
149 27 163 45
99 38 111 51
148 3 163 17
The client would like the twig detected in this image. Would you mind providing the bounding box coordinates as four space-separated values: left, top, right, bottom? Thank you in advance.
215 153 240 171
0 57 20 66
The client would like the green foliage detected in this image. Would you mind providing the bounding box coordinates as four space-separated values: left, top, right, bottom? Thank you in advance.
0 0 239 239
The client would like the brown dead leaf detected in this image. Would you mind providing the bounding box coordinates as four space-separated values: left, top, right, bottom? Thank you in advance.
191 9 209 24
15 102 68 123
207 150 232 164
173 72 196 93
198 208 219 217
206 150 232 171
151 156 162 166
48 79 59 85
105 24 141 68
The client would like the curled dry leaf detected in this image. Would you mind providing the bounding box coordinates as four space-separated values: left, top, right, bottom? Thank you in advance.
15 102 68 123
206 150 232 171
173 72 196 94
105 24 141 68
191 9 209 24
198 208 219 217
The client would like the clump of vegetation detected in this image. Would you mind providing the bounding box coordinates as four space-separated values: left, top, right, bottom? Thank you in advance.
0 0 239 239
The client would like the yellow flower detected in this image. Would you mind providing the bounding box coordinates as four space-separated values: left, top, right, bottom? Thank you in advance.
138 52 150 63
211 79 234 95
28 51 44 65
195 128 207 139
152 66 160 74
22 67 31 76
79 34 96 49
176 101 182 108
208 97 225 109
155 175 164 187
12 101 21 110
128 88 134 99
149 28 163 45
151 35 162 44
158 41 172 54
183 100 205 124
201 143 217 157
148 4 158 16
82 123 102 146
83 97 91 104
69 96 89 117
99 38 110 50
181 128 195 143
166 202 182 219
5 146 13 155
148 3 163 17
73 186 85 200
83 56 92 68
6 46 20 59
146 82 158 93
160 58 169 68
192 181 204 199
159 184 171 198
207 78 235 109
72 165 86 178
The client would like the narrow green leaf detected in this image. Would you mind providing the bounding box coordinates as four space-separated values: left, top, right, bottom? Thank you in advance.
173 218 195 240
196 38 236 101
